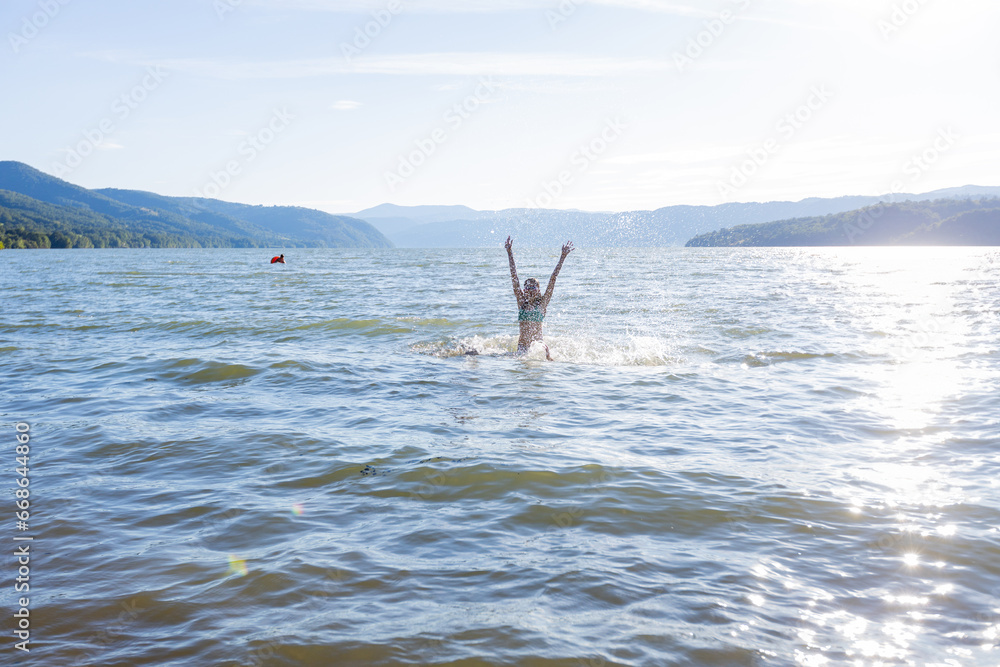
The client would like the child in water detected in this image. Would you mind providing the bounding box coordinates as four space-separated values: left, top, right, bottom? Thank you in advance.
505 236 574 360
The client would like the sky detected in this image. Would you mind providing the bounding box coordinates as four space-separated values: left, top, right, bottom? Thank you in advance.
1 0 998 214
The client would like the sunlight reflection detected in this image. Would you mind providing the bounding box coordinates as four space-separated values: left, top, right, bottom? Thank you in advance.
882 620 919 647
867 360 966 431
936 524 957 537
835 248 984 433
793 649 828 666
849 464 953 507
852 638 906 659
882 593 928 606
799 596 940 666
837 617 868 639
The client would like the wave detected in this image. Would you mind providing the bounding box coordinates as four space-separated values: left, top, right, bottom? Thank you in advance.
130 317 420 339
153 358 263 386
288 318 413 335
394 316 470 327
722 326 774 339
732 351 839 367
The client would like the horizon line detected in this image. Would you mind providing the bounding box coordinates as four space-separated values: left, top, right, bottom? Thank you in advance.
2 159 998 219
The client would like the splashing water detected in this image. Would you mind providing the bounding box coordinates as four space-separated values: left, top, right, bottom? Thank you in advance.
413 332 681 366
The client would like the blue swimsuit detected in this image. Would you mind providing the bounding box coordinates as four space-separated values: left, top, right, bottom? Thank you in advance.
518 307 544 322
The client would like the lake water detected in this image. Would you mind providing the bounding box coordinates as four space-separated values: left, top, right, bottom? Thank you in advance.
2 247 999 666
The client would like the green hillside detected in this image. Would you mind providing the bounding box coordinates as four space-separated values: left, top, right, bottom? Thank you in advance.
0 190 218 249
685 198 1000 247
0 161 392 249
897 207 1000 245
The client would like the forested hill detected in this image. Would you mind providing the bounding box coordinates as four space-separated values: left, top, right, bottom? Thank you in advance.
0 161 392 249
685 198 1000 247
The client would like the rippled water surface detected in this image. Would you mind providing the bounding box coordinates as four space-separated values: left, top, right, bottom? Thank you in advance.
3 247 999 666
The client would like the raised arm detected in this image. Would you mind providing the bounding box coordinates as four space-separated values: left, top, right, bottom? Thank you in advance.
543 241 574 307
505 236 524 306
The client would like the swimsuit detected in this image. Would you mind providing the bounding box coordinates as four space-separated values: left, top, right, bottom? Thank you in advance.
518 307 544 322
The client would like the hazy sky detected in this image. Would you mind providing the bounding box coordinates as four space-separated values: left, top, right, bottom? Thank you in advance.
2 0 997 213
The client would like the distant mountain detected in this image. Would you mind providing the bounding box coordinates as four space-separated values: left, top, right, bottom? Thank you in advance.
685 198 1000 247
6 158 997 250
912 185 1000 198
354 203 488 224
0 161 391 249
353 203 493 239
357 216 425 238
97 189 389 249
353 188 1000 248
388 209 608 248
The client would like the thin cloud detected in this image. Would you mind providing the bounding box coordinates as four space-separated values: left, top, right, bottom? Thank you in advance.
145 53 675 79
589 0 709 16
248 0 709 16
331 100 363 110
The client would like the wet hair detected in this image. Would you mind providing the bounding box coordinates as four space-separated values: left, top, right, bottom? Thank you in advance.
524 278 539 290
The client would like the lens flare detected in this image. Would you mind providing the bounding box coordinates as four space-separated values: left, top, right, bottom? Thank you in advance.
228 554 248 577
